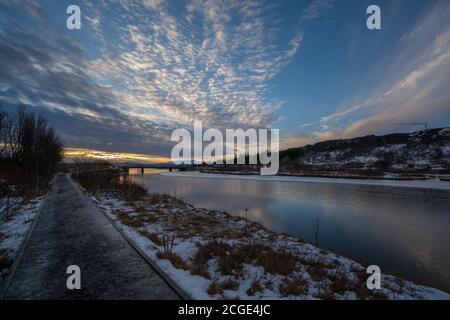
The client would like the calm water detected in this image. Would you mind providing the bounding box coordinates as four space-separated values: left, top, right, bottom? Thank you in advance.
130 170 450 292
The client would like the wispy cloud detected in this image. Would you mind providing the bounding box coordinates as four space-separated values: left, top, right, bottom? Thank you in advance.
300 0 334 22
295 0 450 144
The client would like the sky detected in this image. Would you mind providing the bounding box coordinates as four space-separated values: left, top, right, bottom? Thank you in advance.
1 0 450 160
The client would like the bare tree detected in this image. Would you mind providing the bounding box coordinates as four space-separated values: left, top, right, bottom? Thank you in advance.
0 108 63 190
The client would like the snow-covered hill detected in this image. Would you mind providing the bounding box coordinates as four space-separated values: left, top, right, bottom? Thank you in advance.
281 128 450 173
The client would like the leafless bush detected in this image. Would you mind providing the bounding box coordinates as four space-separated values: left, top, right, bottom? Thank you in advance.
221 278 239 291
161 230 176 254
72 160 148 201
139 230 162 246
0 193 22 222
0 249 12 270
156 231 188 270
247 276 264 296
72 159 115 193
207 280 224 295
115 175 148 201
279 276 308 297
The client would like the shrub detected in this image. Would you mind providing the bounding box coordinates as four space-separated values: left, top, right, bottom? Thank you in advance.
279 276 308 297
221 278 238 291
207 281 224 295
156 251 189 270
247 277 264 296
139 230 162 246
192 241 298 278
0 249 12 269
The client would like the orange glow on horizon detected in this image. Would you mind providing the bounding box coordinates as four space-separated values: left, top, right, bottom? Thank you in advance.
63 148 172 164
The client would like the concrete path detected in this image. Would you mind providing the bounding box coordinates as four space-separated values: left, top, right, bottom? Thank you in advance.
3 173 181 300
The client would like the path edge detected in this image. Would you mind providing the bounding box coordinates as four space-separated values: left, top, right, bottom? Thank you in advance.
68 175 191 300
0 175 56 300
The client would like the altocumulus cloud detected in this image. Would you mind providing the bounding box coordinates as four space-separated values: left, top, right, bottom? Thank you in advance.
0 0 330 156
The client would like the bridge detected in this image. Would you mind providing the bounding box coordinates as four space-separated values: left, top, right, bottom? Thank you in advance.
114 163 190 174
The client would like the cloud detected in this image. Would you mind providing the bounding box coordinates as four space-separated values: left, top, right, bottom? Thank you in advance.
300 0 334 22
0 3 176 155
296 1 450 144
87 0 306 131
63 147 171 164
143 0 165 10
0 0 336 155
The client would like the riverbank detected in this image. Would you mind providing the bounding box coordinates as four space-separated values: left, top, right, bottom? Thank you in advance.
80 176 450 300
0 194 45 284
161 171 450 191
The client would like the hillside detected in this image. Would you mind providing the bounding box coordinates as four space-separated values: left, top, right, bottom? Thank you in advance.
279 128 450 178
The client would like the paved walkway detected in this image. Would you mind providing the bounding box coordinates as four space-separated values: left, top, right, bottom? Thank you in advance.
3 173 180 300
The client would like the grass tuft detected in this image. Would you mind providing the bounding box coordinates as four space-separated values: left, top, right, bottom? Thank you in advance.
279 276 308 297
156 251 189 270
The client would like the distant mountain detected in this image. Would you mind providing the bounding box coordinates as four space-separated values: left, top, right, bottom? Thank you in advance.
280 128 450 173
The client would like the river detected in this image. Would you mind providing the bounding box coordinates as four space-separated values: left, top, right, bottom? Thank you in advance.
129 169 450 292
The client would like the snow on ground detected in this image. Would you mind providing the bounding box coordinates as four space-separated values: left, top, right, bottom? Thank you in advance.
0 196 45 281
161 171 450 191
90 191 450 300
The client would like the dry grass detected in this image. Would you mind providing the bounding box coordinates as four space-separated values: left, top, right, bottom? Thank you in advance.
315 289 336 300
247 277 264 296
190 241 298 278
147 193 186 206
254 249 298 276
217 251 245 275
190 263 211 278
329 272 351 295
191 241 231 277
73 165 148 202
353 283 388 300
115 210 144 228
0 249 12 270
221 278 239 291
135 206 147 214
156 251 189 270
303 256 332 282
207 281 224 295
312 269 389 300
139 230 162 246
229 243 298 276
279 276 308 297
351 269 388 300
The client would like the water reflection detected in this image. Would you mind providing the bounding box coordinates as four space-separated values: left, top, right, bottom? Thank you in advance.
130 172 450 292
